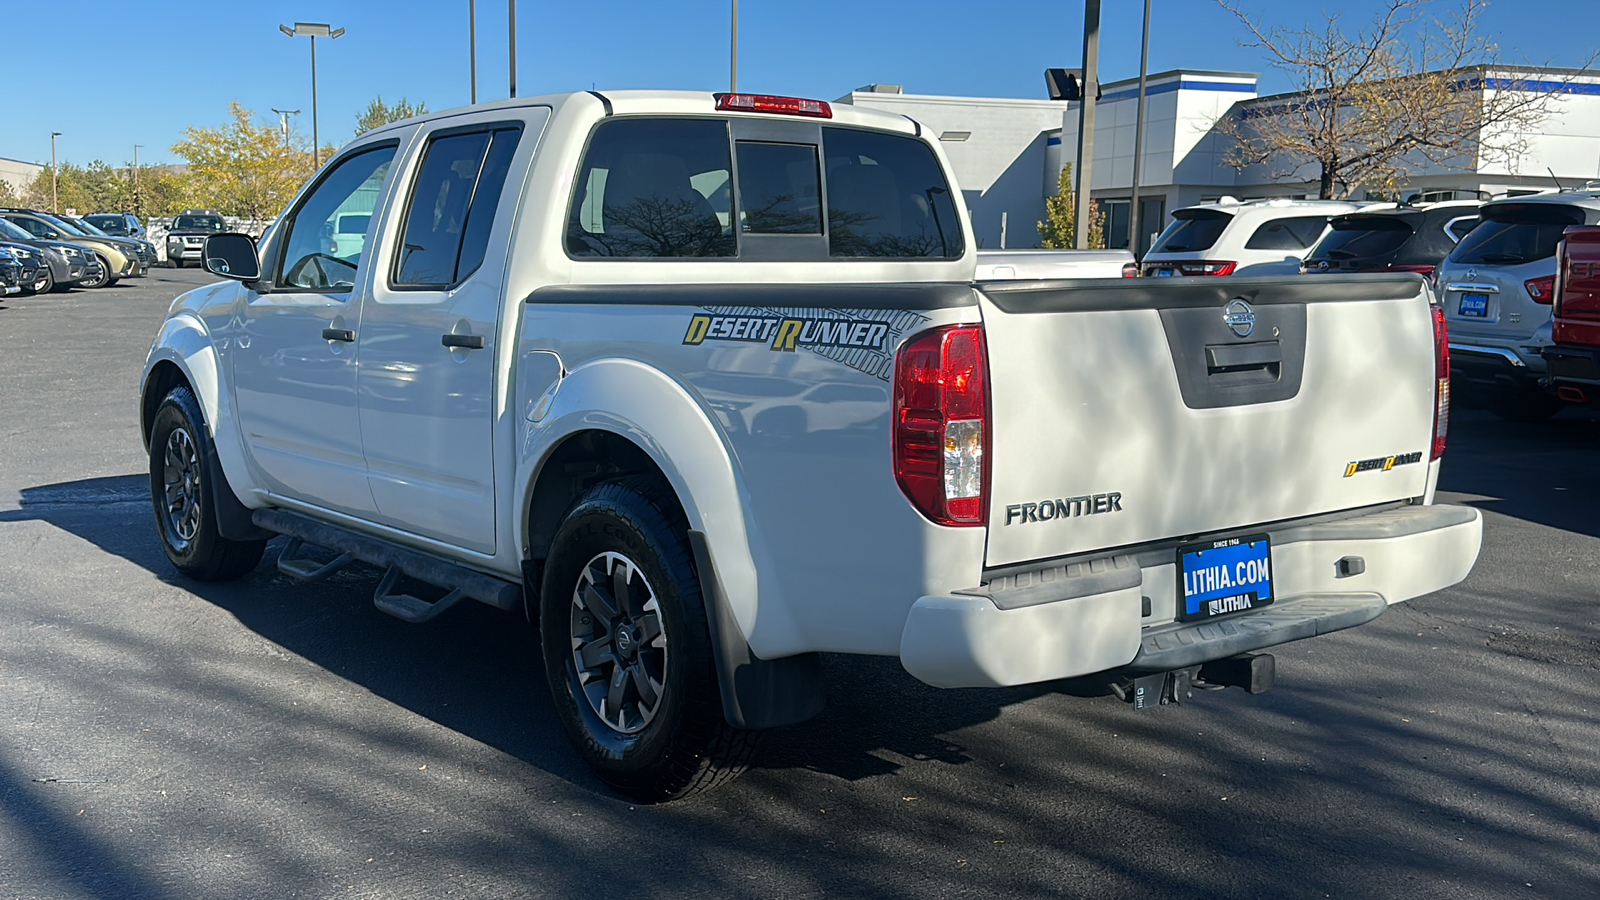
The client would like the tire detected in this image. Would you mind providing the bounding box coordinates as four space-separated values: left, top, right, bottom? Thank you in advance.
30 265 53 295
1490 390 1563 423
148 386 267 580
105 278 120 287
80 255 109 288
170 257 183 269
540 477 758 802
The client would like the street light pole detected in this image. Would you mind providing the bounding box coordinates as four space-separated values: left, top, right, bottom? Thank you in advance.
132 143 142 215
509 0 517 98
50 132 60 214
271 108 301 146
469 0 477 103
280 23 345 171
1072 0 1101 250
731 0 738 92
1128 0 1152 258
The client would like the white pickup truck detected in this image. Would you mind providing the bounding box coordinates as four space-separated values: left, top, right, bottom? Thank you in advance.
142 90 1482 802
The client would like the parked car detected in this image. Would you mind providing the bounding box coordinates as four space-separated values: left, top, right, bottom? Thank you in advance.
164 209 227 268
0 240 46 294
0 215 91 292
1541 225 1600 408
143 90 1480 802
0 209 135 287
1435 189 1600 420
1142 198 1370 277
0 246 23 296
84 212 146 239
1302 200 1481 279
58 214 153 275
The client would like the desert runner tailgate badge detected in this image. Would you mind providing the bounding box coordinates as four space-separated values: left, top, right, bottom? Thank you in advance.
1344 451 1423 477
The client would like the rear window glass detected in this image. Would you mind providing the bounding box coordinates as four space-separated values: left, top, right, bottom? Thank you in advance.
823 127 962 259
567 118 736 258
1448 204 1586 266
1150 210 1231 253
1244 215 1330 251
1309 216 1414 260
736 141 822 235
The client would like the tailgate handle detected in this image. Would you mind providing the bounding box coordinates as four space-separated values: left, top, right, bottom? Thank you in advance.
1205 340 1281 385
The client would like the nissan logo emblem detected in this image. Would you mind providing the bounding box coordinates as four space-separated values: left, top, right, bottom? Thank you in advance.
1224 299 1256 338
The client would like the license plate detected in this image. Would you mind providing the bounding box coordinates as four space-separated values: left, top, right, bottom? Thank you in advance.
1155 268 1174 277
1458 293 1488 317
1177 534 1274 622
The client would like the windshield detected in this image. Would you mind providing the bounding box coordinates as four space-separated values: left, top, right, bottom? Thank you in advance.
64 217 111 237
1308 216 1415 261
1150 210 1232 253
1447 204 1585 266
39 214 88 236
0 219 33 241
85 215 127 234
174 216 225 231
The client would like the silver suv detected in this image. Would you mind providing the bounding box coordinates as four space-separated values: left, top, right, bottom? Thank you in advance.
1436 189 1600 420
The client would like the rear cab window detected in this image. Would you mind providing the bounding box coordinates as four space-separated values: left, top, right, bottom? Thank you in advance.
565 116 962 261
1150 210 1231 253
1448 203 1586 266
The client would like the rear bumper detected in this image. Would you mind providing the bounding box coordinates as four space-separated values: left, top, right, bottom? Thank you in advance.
899 503 1483 689
1541 345 1600 404
1449 341 1545 392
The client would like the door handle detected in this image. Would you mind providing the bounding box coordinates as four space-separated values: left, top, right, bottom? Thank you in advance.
322 328 356 342
441 333 485 350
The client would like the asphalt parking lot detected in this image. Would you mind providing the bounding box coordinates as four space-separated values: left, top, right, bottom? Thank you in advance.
1 271 1597 900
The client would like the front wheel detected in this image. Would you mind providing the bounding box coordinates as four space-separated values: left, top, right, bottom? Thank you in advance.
540 478 758 802
148 386 267 580
80 256 109 288
31 265 54 294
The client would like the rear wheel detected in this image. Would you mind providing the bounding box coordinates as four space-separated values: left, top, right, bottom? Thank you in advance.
540 478 758 802
148 386 267 580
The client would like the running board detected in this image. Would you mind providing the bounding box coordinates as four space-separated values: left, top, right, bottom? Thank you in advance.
252 509 522 622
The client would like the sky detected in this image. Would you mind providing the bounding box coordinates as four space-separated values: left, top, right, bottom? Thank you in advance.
2 0 1596 169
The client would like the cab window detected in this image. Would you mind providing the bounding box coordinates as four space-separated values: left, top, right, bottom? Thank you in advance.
275 145 396 292
393 125 523 287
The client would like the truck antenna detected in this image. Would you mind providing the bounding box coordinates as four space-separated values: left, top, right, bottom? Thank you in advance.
1549 167 1567 191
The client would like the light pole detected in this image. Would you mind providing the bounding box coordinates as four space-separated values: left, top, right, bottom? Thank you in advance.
1072 0 1100 250
469 0 477 104
279 22 345 171
730 0 738 92
508 0 517 98
50 132 61 214
132 144 143 215
1128 0 1153 258
271 108 301 146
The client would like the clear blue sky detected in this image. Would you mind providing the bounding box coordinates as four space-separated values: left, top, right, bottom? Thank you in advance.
3 0 1595 169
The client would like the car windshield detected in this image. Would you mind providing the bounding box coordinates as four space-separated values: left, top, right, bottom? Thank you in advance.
1150 210 1232 253
175 216 225 231
39 214 88 236
0 219 33 241
1309 216 1415 260
1447 204 1585 266
85 216 127 234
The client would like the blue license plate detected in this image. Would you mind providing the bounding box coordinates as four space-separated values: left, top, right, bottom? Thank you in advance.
1458 293 1489 317
1155 268 1174 277
1177 535 1274 622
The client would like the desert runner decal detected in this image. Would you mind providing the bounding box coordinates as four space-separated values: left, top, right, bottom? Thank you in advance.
682 306 930 381
1344 451 1423 477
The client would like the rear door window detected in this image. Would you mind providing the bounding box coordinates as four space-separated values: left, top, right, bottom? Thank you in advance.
822 127 963 258
393 125 523 287
1150 210 1231 253
1448 204 1585 266
567 118 736 258
1245 215 1331 251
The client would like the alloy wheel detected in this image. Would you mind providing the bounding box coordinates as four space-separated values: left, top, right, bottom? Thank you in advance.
569 551 668 734
161 426 202 549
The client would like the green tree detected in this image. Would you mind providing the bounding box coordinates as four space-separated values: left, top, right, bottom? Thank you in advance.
1037 164 1105 249
172 101 312 220
355 96 428 135
0 180 17 206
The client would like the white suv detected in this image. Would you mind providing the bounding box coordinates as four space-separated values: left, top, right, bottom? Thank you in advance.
1142 198 1371 277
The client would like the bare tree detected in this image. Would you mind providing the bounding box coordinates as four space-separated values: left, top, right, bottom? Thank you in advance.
1214 0 1590 199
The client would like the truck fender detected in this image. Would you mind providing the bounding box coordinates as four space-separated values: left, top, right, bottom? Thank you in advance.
142 314 270 541
519 358 822 729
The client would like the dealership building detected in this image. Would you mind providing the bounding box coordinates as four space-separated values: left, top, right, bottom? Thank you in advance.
838 66 1600 253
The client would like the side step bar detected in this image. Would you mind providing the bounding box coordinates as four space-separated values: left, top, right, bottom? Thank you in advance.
252 509 522 623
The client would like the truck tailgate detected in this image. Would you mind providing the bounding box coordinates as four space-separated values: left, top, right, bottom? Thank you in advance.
978 274 1439 568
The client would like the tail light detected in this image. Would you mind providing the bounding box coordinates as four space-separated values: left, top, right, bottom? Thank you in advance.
714 93 832 118
1431 305 1449 461
893 325 989 526
1388 264 1436 277
1526 275 1555 303
1121 263 1139 278
1177 261 1236 276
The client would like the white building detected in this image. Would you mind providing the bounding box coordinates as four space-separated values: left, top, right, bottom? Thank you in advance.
0 156 43 195
842 66 1600 254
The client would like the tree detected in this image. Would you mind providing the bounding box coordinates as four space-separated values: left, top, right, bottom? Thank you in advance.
1037 164 1105 249
1214 0 1590 199
356 96 428 136
172 102 312 220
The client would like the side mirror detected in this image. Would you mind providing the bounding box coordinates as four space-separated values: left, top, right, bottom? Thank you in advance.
204 233 262 281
